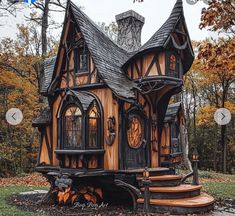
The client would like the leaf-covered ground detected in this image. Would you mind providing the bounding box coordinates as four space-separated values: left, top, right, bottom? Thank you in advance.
0 172 235 215
0 172 49 187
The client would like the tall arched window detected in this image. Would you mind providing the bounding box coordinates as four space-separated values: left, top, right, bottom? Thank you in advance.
63 106 82 148
88 104 100 148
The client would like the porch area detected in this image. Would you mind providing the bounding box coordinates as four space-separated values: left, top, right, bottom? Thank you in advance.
36 166 215 215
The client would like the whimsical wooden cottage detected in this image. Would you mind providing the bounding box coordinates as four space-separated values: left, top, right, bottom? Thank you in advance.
33 0 215 214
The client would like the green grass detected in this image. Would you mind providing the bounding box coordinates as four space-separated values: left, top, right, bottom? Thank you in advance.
202 182 235 200
177 169 235 200
0 186 48 216
0 171 235 215
199 170 235 182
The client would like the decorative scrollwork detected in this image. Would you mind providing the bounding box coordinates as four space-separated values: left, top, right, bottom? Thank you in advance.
106 116 116 145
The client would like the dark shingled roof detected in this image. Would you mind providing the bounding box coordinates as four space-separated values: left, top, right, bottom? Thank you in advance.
138 0 183 52
67 90 95 111
32 107 51 127
40 56 56 94
70 2 137 101
42 0 193 99
164 102 182 122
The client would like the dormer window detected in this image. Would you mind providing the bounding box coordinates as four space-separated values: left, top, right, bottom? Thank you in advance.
74 46 89 74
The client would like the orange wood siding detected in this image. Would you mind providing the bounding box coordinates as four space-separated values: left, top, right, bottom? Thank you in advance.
39 132 50 165
127 52 166 79
52 94 62 166
91 88 119 170
161 125 171 155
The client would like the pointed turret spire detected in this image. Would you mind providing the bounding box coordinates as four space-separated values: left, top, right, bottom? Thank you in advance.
122 0 194 74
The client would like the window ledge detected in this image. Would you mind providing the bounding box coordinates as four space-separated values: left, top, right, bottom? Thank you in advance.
55 149 105 155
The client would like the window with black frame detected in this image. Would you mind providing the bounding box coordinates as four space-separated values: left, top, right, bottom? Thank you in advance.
171 122 180 153
88 104 100 148
74 46 89 74
63 106 82 148
167 53 179 78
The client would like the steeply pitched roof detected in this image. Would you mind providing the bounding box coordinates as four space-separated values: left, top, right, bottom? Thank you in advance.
123 0 194 73
32 107 51 127
70 2 137 101
67 89 95 111
40 56 56 94
139 0 184 52
42 0 193 99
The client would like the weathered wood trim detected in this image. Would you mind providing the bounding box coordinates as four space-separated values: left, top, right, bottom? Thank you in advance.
45 128 52 164
37 131 43 166
155 56 162 76
118 100 124 170
55 149 105 155
55 83 107 94
145 54 158 77
131 63 134 79
135 62 141 77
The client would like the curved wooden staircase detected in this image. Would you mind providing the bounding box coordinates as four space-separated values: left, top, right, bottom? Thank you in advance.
136 174 215 215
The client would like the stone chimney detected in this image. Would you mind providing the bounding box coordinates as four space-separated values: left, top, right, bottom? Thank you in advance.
115 10 145 52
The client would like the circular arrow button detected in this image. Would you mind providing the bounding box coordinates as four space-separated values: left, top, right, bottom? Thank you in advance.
186 0 198 5
6 108 23 125
214 108 231 125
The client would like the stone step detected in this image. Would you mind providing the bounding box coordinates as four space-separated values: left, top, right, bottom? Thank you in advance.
137 175 182 187
137 193 215 214
140 184 202 199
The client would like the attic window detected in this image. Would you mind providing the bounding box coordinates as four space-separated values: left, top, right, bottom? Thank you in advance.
74 46 89 74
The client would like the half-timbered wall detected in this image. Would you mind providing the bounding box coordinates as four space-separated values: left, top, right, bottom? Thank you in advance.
127 52 166 79
38 125 52 165
91 89 119 170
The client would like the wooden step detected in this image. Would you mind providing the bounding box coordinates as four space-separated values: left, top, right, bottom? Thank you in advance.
140 184 202 199
137 175 182 187
141 184 202 193
137 192 215 207
137 175 181 181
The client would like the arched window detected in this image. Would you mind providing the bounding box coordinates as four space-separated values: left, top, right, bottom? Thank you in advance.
63 106 82 148
127 115 144 149
88 104 100 148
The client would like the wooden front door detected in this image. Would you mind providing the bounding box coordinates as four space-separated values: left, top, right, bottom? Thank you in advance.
123 110 149 169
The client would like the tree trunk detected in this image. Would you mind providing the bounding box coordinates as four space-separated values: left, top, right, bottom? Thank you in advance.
221 125 227 173
180 123 192 171
41 0 49 57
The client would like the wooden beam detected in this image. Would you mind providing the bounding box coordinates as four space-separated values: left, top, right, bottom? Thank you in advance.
45 129 52 164
155 56 162 76
135 62 141 77
145 54 158 77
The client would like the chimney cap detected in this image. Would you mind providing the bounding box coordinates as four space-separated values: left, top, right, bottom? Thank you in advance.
115 10 145 24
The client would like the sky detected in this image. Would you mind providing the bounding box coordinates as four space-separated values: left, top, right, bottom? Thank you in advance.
0 0 217 43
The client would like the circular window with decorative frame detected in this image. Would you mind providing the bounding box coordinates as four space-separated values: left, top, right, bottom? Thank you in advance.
127 115 144 149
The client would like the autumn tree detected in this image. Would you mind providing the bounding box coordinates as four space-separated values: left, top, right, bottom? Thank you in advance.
197 0 235 173
200 0 235 35
0 0 66 57
0 24 56 175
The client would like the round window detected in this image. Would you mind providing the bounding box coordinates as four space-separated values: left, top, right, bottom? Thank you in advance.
127 115 144 149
